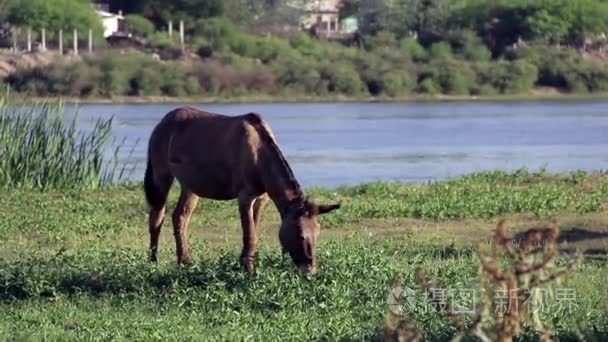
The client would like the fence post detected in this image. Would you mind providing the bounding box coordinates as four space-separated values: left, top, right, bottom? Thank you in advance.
179 20 184 52
11 28 17 52
88 29 93 54
27 28 31 52
59 29 63 55
41 28 46 51
168 20 173 38
73 29 78 55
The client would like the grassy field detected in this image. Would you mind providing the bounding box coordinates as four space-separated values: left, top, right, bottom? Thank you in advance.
1 170 607 341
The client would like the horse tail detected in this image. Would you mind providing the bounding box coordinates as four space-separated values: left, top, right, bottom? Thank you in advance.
144 155 165 209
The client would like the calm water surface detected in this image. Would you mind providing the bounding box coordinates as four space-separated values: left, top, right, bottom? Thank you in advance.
68 101 608 188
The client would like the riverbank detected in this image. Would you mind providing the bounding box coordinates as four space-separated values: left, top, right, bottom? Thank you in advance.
1 171 607 340
6 88 608 105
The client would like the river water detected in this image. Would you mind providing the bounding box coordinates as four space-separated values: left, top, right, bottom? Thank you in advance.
67 100 608 188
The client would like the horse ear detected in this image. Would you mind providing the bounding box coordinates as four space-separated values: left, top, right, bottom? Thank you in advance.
316 203 341 215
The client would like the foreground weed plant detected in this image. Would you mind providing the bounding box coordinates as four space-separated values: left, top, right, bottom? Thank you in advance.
385 220 586 342
0 100 127 189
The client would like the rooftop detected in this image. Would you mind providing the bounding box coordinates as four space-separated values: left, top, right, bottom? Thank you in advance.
296 0 343 13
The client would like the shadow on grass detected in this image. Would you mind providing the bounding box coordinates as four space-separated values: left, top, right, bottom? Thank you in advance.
0 251 290 301
556 227 608 243
510 226 608 260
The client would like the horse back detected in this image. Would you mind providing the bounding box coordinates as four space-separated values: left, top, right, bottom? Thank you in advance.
149 107 267 199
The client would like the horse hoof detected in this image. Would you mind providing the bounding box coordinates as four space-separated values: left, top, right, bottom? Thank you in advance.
177 257 192 266
240 257 256 275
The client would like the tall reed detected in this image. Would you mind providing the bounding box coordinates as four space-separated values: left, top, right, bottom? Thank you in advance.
0 100 128 189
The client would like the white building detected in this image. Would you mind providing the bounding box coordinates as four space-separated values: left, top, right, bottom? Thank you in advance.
299 0 343 34
96 10 124 38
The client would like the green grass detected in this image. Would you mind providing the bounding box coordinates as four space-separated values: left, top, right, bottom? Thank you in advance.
1 171 608 340
1 241 606 341
310 168 608 222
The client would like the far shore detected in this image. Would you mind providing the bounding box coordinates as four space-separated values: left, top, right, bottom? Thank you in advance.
5 88 608 105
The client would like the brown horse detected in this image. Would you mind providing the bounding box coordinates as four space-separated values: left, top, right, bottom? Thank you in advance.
144 106 340 274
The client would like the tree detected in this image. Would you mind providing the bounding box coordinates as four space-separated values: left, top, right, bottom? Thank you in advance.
340 0 361 20
567 0 608 45
238 0 306 31
452 0 608 50
107 0 147 14
390 0 451 44
6 0 104 41
347 0 451 45
357 0 390 35
526 8 570 44
0 0 10 21
124 15 155 38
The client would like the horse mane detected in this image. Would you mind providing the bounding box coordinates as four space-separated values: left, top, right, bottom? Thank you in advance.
246 113 306 205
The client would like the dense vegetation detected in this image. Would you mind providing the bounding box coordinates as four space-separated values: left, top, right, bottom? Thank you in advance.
4 0 608 99
7 27 608 99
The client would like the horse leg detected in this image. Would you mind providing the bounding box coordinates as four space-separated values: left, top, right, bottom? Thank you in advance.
252 193 269 229
238 192 259 274
172 188 199 265
146 172 173 263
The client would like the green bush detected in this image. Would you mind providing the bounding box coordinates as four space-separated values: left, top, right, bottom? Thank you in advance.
584 67 608 92
192 17 241 53
429 42 454 60
320 63 365 95
425 60 475 95
5 62 99 97
354 53 413 96
400 37 428 62
380 71 412 97
62 63 101 97
231 35 259 57
95 54 137 97
365 30 398 51
448 29 491 62
252 37 298 63
183 76 202 95
192 63 223 95
190 61 275 97
130 67 163 96
478 60 538 94
148 32 177 49
125 14 155 38
508 44 579 91
559 63 608 93
508 45 608 93
290 33 324 58
272 56 323 94
418 77 440 94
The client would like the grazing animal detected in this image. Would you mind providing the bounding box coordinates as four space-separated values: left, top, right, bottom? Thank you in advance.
144 107 340 274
